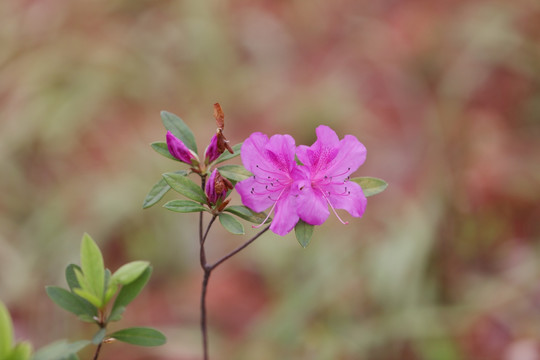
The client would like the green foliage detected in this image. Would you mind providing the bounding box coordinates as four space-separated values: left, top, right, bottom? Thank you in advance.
350 177 388 197
6 343 32 360
160 111 198 153
294 220 314 248
213 143 242 164
150 142 178 161
219 213 245 235
163 199 208 213
0 302 13 359
79 233 105 308
143 170 189 209
217 165 252 182
110 267 152 322
223 205 270 224
0 303 33 360
163 172 207 203
109 327 166 347
111 261 150 286
33 340 90 360
43 234 165 359
143 178 172 209
45 287 97 322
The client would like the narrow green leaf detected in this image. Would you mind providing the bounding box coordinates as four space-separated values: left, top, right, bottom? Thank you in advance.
91 328 106 345
110 267 152 322
213 143 242 164
217 165 252 182
150 142 178 161
6 342 32 360
45 286 97 319
33 340 90 360
162 173 206 203
80 234 105 305
218 213 245 235
160 111 198 153
143 178 171 209
295 220 314 248
72 289 102 309
223 205 270 224
163 200 207 213
0 301 13 358
65 264 82 292
349 177 388 197
109 327 166 347
103 282 118 305
111 261 150 286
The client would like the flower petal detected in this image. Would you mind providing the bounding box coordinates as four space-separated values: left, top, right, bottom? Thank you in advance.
325 134 367 180
324 180 366 218
270 189 300 236
296 185 330 226
166 131 195 164
296 125 340 170
235 176 275 213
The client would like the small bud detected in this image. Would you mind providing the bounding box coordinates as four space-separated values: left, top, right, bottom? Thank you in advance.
204 134 220 164
205 169 233 206
166 131 199 165
213 103 234 155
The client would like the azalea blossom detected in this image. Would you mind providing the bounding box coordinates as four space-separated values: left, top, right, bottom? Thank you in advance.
235 132 303 236
166 131 198 165
295 125 367 225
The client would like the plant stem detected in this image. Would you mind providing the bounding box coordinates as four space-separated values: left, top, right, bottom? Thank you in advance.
92 341 103 360
198 218 270 360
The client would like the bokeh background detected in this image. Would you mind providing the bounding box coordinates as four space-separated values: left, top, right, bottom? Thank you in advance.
1 0 540 359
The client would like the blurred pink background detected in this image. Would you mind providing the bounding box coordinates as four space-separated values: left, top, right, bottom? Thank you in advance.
1 0 540 359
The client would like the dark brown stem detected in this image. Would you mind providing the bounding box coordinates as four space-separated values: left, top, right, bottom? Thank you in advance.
199 221 270 360
208 225 270 271
92 341 103 360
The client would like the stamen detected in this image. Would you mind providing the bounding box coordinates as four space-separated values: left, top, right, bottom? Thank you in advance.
253 187 286 229
318 188 349 225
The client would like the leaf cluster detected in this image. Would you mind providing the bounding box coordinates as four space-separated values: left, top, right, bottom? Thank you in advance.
40 233 165 359
143 111 270 236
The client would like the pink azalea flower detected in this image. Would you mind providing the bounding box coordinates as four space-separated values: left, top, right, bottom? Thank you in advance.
235 132 303 236
166 131 198 164
295 125 367 225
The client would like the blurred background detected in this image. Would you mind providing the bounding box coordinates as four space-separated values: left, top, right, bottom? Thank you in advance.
1 0 540 359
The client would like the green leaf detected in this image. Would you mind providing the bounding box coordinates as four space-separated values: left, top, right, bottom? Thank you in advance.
143 178 171 209
163 200 207 213
160 111 198 153
45 286 97 319
110 267 152 322
162 173 206 203
213 143 242 164
111 261 150 286
349 177 388 197
79 234 105 306
33 340 90 360
72 289 102 309
0 301 13 359
6 342 32 360
218 213 245 235
143 170 189 209
91 328 107 345
223 205 269 224
294 220 314 248
217 165 252 182
109 327 166 347
150 142 178 161
65 264 82 292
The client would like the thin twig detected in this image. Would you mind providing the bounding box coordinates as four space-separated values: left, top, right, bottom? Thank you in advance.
208 225 271 271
